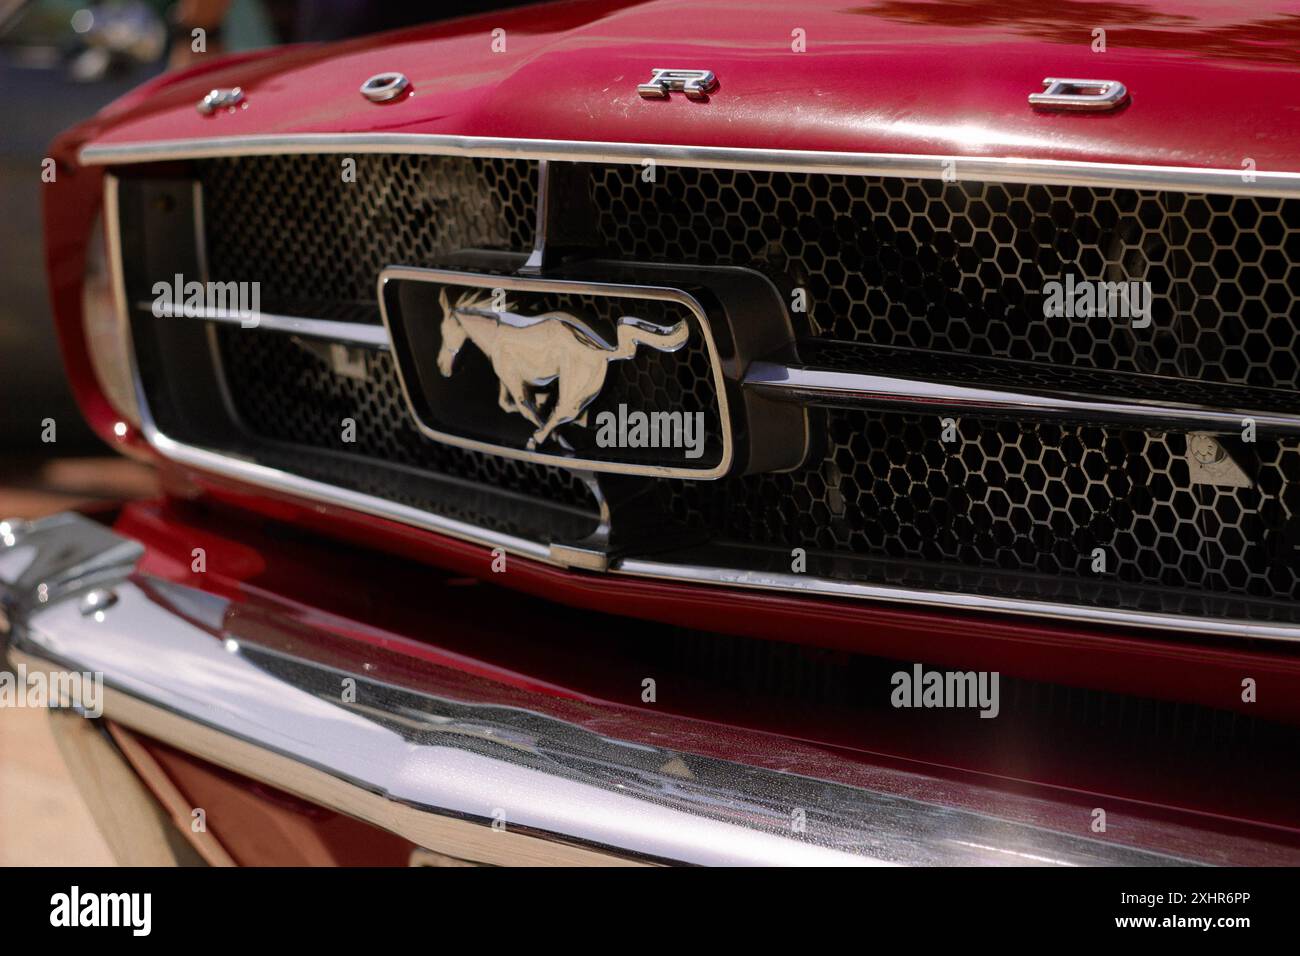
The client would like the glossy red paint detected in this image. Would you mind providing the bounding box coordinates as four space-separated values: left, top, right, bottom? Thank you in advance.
42 0 1300 733
73 0 1300 172
106 498 1300 863
41 158 114 437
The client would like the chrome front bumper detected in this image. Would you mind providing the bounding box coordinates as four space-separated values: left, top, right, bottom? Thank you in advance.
0 511 1260 866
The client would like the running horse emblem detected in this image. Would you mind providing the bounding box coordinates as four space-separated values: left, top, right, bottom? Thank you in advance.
435 288 690 449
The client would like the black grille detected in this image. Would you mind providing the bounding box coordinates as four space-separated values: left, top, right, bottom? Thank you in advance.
120 154 1300 619
654 628 1274 751
200 154 536 316
217 326 595 513
591 166 1300 391
175 154 602 536
662 409 1300 603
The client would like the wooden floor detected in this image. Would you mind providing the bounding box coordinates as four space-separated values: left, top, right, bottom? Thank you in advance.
0 456 158 865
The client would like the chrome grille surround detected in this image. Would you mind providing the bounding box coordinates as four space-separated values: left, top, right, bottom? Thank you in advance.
92 136 1300 642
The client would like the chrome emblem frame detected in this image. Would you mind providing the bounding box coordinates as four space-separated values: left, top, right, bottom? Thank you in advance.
378 267 735 479
637 69 718 100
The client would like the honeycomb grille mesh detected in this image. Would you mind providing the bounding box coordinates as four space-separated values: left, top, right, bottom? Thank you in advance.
199 154 536 316
216 326 595 513
193 153 599 529
662 410 1300 602
167 154 1300 609
591 166 1300 391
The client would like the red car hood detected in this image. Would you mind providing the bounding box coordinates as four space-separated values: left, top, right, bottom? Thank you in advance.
74 0 1300 172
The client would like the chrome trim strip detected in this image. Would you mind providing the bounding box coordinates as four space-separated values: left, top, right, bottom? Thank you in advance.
99 173 143 428
4 513 1211 866
377 266 735 479
746 361 1300 433
144 301 391 349
520 158 549 273
146 427 557 563
79 133 1300 198
613 558 1300 643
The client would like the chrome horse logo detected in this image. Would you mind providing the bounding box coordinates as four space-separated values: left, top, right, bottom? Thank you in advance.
435 288 689 449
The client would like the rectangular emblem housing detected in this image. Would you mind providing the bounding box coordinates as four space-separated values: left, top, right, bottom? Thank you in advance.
379 267 734 478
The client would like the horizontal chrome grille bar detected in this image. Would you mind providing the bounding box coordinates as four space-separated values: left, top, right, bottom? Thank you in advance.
746 361 1300 433
145 301 1300 434
145 302 390 349
145 309 1300 435
615 552 1300 643
79 133 1300 199
147 426 556 563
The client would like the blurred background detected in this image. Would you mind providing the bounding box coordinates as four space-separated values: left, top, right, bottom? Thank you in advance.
0 0 527 865
2 0 171 865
